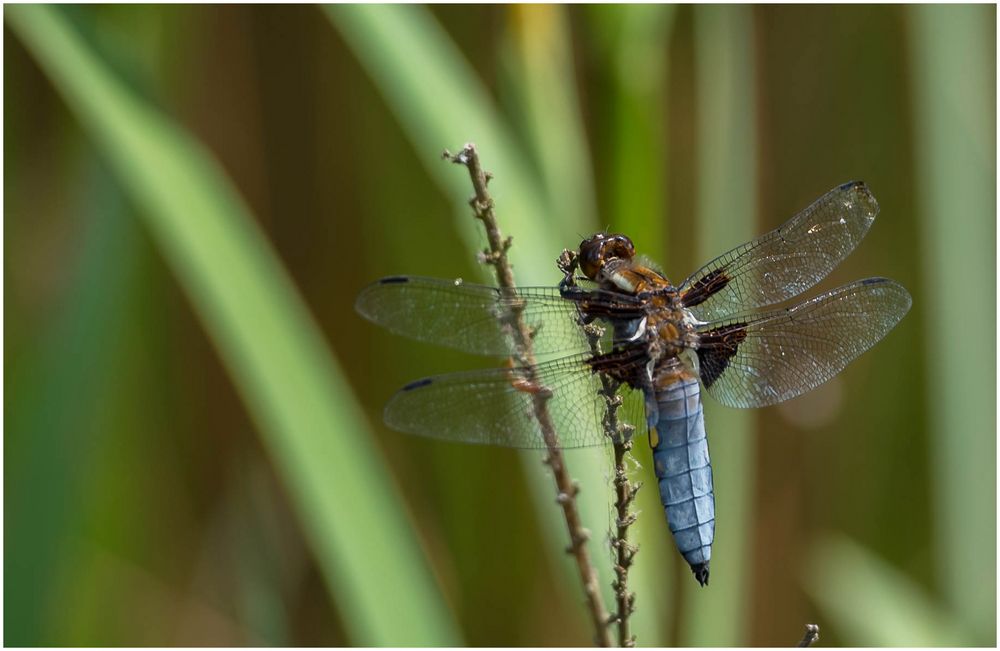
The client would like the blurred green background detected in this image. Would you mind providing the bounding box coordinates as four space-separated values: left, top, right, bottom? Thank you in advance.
4 4 995 646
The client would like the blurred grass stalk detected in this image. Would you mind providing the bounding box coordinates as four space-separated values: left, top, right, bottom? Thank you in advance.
497 4 622 629
324 4 556 271
4 165 142 644
591 5 674 254
806 536 967 645
806 6 994 646
683 5 757 645
499 5 597 231
586 4 677 644
6 5 460 645
908 5 995 644
327 4 626 637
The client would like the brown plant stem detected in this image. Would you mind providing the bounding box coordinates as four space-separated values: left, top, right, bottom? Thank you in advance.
445 143 614 648
558 250 641 648
610 439 640 647
797 624 820 647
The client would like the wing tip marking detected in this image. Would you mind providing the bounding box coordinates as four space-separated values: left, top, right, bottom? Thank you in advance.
401 377 433 391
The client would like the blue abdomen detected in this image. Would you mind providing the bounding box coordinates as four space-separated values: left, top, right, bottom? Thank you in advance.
651 376 715 586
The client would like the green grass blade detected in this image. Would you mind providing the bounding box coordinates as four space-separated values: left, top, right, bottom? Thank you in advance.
805 535 969 645
4 166 143 645
325 4 557 274
586 5 677 643
326 4 626 631
498 5 597 232
907 6 996 644
496 5 636 623
6 6 460 645
681 6 757 645
588 5 675 255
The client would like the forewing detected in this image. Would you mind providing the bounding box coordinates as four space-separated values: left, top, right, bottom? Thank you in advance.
384 352 648 449
694 278 911 408
356 276 642 356
679 181 879 322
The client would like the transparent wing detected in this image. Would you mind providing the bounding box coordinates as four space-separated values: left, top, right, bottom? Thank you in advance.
679 181 879 322
694 278 911 408
384 352 649 449
356 276 643 356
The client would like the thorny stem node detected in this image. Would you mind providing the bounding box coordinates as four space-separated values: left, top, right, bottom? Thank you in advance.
797 624 820 647
446 143 614 648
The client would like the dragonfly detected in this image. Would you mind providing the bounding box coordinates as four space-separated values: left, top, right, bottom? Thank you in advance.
356 181 911 586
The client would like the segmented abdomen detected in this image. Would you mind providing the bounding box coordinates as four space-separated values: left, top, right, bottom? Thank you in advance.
651 376 715 586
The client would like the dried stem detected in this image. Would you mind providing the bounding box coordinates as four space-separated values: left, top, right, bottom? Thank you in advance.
558 250 641 648
609 439 640 648
797 624 820 647
445 143 614 648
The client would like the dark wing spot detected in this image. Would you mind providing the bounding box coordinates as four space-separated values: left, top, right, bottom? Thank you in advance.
560 286 645 322
586 347 648 386
682 268 731 308
402 377 433 391
696 323 748 388
860 276 888 286
379 276 410 284
838 180 864 192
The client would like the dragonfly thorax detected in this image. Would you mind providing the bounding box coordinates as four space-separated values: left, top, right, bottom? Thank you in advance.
644 300 693 360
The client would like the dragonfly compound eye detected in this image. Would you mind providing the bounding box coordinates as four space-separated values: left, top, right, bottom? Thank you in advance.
578 233 636 280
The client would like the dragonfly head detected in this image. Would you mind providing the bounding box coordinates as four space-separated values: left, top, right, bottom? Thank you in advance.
578 233 635 281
